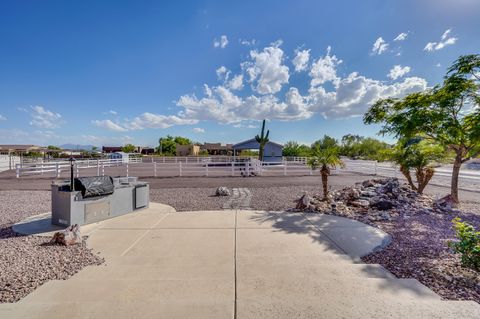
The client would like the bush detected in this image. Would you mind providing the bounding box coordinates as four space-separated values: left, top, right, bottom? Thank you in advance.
449 217 480 271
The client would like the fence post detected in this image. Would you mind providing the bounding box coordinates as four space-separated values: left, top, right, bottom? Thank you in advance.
126 162 129 177
56 163 60 178
231 162 234 176
154 162 157 177
284 161 287 176
16 164 20 178
186 157 188 164
102 164 105 176
97 160 100 176
179 162 182 177
374 161 378 175
76 165 79 177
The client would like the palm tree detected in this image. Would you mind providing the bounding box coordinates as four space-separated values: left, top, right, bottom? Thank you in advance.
308 147 344 200
255 119 269 161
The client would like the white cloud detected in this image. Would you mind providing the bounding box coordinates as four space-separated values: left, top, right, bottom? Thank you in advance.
0 114 6 121
193 127 205 133
177 85 311 123
424 29 458 52
243 42 290 94
28 106 62 129
126 113 198 130
213 35 229 49
388 65 411 80
92 119 128 132
371 37 389 55
309 73 427 118
292 49 310 72
436 63 442 67
108 110 118 115
239 38 256 46
227 74 243 90
173 44 428 124
394 32 408 41
309 46 342 87
216 66 229 80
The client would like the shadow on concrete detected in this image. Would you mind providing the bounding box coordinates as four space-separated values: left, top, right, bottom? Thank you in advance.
244 210 440 299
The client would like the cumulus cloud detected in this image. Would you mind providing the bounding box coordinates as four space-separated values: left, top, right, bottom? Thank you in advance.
309 46 342 87
193 127 205 133
126 113 198 130
394 32 408 41
371 37 389 55
292 49 310 72
424 29 458 52
309 73 427 118
173 44 429 123
216 66 229 80
28 106 62 129
0 114 6 121
243 42 290 94
92 119 128 132
227 74 243 90
388 65 411 80
213 35 229 48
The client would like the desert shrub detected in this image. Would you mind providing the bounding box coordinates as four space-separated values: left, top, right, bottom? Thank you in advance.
449 217 480 271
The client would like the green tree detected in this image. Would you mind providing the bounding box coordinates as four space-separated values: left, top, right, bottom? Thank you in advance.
339 135 390 160
386 137 446 193
121 144 136 153
255 119 270 161
311 135 338 150
282 141 313 157
174 136 192 145
156 136 192 156
364 54 480 203
308 146 344 200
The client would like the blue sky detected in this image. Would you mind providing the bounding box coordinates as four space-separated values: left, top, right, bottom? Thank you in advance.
0 0 479 147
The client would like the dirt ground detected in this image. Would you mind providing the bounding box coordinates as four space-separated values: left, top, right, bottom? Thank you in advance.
0 170 478 202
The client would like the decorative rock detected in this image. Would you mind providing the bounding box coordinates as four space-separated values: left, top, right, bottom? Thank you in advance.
215 187 231 196
372 200 395 211
352 199 370 207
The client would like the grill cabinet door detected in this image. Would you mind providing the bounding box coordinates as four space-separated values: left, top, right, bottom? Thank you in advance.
135 185 148 209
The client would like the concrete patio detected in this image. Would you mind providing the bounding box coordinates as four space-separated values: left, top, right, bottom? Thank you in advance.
2 203 479 318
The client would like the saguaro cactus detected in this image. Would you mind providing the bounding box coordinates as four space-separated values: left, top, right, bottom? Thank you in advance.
255 119 270 161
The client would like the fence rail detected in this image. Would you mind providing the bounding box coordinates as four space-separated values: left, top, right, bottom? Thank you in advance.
13 157 480 191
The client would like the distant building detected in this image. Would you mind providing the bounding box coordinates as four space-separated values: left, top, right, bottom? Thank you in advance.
102 146 123 153
232 139 283 162
176 144 200 156
140 147 155 155
200 143 233 156
0 144 41 154
102 146 154 154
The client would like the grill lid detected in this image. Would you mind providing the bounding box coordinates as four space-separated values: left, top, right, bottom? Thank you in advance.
74 176 114 198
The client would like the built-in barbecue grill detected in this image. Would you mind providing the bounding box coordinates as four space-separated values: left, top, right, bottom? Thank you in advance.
51 176 149 226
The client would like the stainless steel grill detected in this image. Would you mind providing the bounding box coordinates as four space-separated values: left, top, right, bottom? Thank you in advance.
51 176 149 226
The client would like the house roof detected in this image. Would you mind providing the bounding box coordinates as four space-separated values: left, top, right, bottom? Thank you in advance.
232 138 283 150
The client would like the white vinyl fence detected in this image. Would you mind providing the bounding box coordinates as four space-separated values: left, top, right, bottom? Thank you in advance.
13 156 480 191
0 155 20 172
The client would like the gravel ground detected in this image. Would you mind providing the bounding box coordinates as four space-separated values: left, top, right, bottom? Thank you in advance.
0 191 104 303
150 188 229 211
361 202 480 303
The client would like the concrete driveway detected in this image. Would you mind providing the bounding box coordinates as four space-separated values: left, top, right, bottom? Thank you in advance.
1 203 479 318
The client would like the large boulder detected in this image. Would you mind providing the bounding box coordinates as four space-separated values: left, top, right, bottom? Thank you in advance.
215 187 231 196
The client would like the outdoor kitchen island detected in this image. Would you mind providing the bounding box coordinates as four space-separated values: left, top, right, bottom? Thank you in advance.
51 176 149 226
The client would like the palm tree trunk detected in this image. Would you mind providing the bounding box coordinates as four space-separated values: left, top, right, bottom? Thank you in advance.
416 167 434 194
400 165 417 191
320 165 330 200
